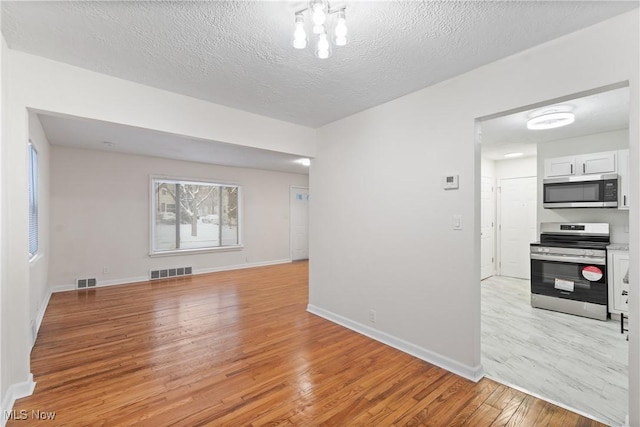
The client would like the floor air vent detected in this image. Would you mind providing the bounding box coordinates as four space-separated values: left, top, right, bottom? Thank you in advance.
150 266 192 281
77 278 97 289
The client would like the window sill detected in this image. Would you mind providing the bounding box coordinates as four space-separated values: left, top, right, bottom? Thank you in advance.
149 245 244 257
29 253 43 265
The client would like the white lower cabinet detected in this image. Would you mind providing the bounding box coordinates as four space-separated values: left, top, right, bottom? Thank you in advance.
607 248 629 315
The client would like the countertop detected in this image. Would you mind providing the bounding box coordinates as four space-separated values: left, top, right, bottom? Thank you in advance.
607 243 629 251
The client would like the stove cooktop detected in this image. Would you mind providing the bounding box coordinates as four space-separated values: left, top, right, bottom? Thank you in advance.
530 241 610 250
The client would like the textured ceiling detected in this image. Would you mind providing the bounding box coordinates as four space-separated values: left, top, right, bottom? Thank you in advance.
2 1 638 128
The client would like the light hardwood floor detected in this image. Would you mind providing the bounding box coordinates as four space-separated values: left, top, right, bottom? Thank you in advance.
10 262 604 426
481 275 627 426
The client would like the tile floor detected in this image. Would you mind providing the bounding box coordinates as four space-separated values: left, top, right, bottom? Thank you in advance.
481 275 627 426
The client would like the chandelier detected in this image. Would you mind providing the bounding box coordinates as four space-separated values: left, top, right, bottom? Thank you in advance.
292 0 347 59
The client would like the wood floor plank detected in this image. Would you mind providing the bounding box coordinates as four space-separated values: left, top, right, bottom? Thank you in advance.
7 261 605 426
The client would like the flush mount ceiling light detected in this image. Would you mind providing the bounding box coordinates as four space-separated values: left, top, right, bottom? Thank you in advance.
292 0 347 59
526 111 575 130
298 158 311 166
504 152 524 158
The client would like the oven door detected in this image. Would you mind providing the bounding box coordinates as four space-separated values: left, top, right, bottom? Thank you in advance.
530 255 607 305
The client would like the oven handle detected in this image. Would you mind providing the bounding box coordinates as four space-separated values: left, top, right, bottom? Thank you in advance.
530 253 606 265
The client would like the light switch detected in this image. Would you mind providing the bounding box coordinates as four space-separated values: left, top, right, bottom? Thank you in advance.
453 215 462 230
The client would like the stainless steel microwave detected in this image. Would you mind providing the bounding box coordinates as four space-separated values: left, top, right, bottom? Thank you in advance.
543 173 618 208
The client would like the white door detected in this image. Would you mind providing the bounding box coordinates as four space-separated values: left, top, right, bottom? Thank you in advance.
290 186 309 261
499 177 537 279
481 176 495 279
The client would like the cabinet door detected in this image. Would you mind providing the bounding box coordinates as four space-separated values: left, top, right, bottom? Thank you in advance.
577 151 616 175
544 156 575 178
618 149 630 209
613 254 630 313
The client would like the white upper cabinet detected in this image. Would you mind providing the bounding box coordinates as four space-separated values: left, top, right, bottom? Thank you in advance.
576 151 616 175
618 149 630 210
543 151 617 178
544 156 575 177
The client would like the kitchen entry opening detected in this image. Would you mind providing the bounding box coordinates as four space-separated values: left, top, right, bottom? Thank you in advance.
476 82 630 426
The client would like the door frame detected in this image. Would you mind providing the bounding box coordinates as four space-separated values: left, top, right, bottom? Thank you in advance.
481 175 496 279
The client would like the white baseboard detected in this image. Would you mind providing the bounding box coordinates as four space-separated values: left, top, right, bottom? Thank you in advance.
51 259 293 294
1 374 36 427
194 259 291 275
306 304 484 382
32 289 53 348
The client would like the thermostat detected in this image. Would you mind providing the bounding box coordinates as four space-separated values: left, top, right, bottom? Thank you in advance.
443 175 459 190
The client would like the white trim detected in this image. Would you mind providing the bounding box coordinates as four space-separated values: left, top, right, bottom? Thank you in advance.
306 304 484 382
483 374 612 426
193 258 291 276
149 245 243 257
1 374 36 427
51 259 292 293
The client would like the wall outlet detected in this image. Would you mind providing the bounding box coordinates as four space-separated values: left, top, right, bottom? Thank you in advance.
103 266 109 274
369 309 376 323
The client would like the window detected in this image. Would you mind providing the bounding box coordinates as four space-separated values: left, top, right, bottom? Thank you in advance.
28 143 38 258
151 178 240 254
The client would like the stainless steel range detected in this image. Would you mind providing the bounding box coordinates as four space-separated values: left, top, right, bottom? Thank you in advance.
530 223 610 321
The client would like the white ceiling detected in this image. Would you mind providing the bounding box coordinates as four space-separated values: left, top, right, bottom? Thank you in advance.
481 86 630 160
2 1 637 172
36 113 312 174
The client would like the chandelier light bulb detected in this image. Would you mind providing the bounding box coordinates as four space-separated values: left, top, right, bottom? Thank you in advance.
334 10 347 46
313 23 325 35
316 31 331 59
292 14 307 49
311 0 326 32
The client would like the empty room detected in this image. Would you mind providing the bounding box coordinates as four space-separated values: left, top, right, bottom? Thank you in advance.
1 1 638 426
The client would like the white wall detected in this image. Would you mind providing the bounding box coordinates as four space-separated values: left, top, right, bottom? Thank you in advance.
0 32 6 413
481 156 496 178
50 146 308 288
309 10 639 424
537 129 629 243
27 113 50 346
495 156 537 179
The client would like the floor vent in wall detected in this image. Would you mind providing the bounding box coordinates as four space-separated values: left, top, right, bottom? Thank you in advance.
77 278 97 289
150 266 192 280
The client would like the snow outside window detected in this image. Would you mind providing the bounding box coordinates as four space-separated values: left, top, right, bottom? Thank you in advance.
151 178 240 254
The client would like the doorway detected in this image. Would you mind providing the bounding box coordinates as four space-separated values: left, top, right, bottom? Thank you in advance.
478 84 631 426
290 186 309 261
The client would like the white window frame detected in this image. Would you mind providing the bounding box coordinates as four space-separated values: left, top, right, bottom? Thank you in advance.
28 142 38 260
149 175 243 256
